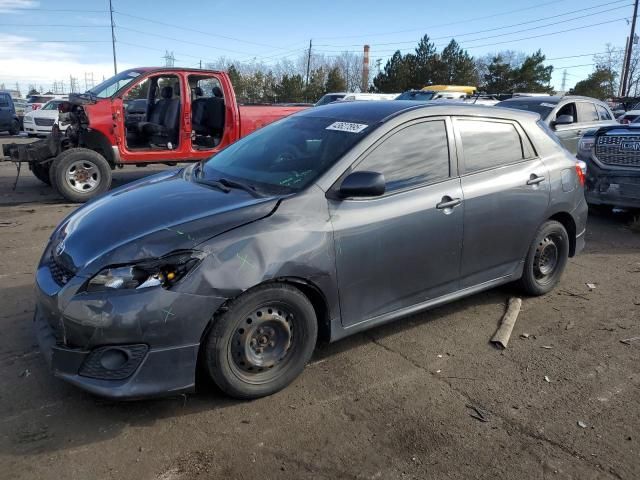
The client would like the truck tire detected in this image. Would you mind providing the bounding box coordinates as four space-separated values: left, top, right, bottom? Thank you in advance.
31 162 51 185
204 283 318 399
50 148 112 203
9 119 20 136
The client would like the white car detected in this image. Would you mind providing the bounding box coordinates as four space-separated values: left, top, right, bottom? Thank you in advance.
22 99 68 137
341 93 400 101
26 93 68 112
617 109 640 124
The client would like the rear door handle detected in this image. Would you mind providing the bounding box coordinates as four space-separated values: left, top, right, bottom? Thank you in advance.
526 175 546 186
436 197 462 209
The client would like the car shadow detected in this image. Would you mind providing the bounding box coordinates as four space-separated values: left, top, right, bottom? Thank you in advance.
0 282 510 458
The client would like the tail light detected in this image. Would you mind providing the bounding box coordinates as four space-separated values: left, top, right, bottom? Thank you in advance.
575 162 586 187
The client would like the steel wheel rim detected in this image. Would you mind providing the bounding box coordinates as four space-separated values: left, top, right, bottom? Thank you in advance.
229 304 295 383
65 160 100 193
534 235 559 280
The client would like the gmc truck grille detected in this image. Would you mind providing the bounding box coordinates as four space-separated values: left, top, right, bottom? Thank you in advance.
595 136 640 167
34 118 55 127
49 251 74 286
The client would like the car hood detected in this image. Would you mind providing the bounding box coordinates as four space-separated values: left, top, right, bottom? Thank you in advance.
52 169 281 274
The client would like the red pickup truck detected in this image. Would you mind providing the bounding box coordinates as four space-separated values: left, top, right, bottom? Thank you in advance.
3 67 307 202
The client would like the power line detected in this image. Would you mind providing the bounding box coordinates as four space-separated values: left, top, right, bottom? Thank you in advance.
314 0 631 47
314 0 573 40
333 16 635 58
116 25 255 56
0 24 111 27
113 10 290 51
0 40 110 43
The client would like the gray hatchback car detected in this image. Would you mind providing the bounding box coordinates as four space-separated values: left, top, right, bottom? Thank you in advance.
35 101 587 400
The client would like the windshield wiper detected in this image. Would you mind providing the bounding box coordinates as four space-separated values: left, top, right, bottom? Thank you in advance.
218 177 260 195
196 178 231 193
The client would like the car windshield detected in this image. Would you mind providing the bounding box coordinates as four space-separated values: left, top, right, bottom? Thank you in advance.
27 96 52 104
199 115 371 194
88 69 145 98
396 91 435 101
316 94 345 106
41 101 61 110
497 100 556 119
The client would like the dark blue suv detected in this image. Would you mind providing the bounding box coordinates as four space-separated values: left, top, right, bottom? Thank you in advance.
0 91 20 135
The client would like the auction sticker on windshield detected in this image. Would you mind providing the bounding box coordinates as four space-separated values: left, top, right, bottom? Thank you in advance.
326 122 368 133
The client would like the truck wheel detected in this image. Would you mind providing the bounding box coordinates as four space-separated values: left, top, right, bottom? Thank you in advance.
31 162 51 185
517 220 569 296
9 119 20 136
204 283 318 399
50 148 112 203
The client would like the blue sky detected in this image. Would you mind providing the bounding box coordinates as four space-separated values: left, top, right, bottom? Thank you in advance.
0 0 634 93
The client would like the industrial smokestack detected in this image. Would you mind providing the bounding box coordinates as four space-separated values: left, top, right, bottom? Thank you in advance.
362 45 370 92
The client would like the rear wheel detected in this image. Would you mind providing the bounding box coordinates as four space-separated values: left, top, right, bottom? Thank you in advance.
204 284 318 399
50 148 112 203
31 162 51 185
518 220 569 296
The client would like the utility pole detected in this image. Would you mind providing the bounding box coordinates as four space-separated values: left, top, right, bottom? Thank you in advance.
305 39 312 87
109 0 117 75
620 36 630 96
561 69 567 93
199 60 202 69
622 0 639 96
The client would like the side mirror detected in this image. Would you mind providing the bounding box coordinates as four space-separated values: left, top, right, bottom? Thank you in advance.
554 114 574 126
338 171 385 198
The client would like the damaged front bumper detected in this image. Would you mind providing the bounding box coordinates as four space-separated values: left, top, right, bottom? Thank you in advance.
2 128 63 164
583 158 640 209
34 251 226 400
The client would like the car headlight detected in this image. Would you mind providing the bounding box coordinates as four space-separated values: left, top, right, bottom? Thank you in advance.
23 116 33 123
578 137 595 154
87 250 202 292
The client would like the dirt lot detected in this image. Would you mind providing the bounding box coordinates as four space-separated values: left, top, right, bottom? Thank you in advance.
0 133 639 480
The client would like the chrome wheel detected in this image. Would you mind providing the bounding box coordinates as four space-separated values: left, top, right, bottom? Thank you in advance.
65 160 100 193
533 235 559 281
230 305 295 381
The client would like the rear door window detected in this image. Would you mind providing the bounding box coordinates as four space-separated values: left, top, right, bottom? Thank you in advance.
576 102 599 123
596 104 612 120
353 120 450 192
456 119 525 173
0 94 9 107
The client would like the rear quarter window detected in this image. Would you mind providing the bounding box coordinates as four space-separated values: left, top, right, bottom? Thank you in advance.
456 119 525 172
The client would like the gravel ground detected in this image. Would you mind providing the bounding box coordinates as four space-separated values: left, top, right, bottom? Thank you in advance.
1 133 639 480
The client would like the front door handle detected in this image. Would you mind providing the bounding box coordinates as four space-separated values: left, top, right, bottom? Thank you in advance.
526 175 546 186
436 196 462 209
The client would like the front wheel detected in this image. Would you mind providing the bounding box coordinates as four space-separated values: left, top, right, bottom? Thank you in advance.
50 148 112 203
204 284 318 399
517 220 569 296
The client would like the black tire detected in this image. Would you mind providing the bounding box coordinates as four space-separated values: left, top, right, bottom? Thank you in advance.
204 283 318 399
27 133 37 138
50 148 112 203
31 162 51 185
9 119 19 136
518 220 569 296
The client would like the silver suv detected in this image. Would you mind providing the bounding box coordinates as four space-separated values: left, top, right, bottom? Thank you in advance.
497 95 617 154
